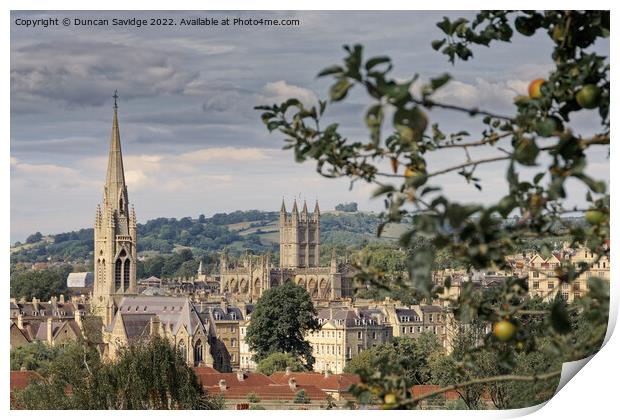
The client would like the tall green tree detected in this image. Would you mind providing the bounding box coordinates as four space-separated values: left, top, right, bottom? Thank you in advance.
246 282 320 368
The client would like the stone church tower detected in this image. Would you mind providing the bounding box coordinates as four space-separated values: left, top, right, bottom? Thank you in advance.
93 94 137 324
279 199 320 268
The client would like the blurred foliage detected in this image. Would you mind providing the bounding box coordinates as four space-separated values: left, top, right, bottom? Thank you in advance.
256 10 610 409
12 337 223 410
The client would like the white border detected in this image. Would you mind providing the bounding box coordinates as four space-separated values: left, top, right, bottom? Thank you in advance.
3 2 617 420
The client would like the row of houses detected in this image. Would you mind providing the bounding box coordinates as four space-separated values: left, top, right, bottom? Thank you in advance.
10 293 452 375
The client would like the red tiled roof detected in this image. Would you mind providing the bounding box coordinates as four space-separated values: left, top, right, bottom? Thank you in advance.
270 371 360 392
204 384 328 401
10 371 43 392
193 366 219 375
197 372 276 388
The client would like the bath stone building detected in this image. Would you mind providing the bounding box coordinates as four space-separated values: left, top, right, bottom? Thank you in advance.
92 95 138 326
92 95 213 367
219 200 355 301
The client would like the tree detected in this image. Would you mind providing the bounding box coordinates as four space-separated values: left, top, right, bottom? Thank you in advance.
257 10 609 409
294 389 310 404
12 337 220 410
26 232 43 244
335 202 358 212
10 341 62 371
10 265 72 301
246 282 320 368
256 352 307 376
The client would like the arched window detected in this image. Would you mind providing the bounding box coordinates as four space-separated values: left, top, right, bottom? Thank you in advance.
178 340 187 362
115 249 127 292
194 340 203 366
123 259 131 290
115 259 122 291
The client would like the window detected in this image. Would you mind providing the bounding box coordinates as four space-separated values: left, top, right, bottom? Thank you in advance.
548 282 555 289
533 271 539 278
533 281 539 290
574 292 581 299
429 314 433 322
372 332 377 340
402 327 406 334
231 338 237 347
357 331 363 340
230 326 235 333
573 282 581 291
562 292 569 301
562 282 569 289
409 326 414 333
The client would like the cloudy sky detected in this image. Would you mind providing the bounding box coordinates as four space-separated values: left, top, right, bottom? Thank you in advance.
10 11 609 242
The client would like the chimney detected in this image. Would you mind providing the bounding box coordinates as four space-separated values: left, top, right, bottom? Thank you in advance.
285 367 292 376
150 316 160 336
47 317 53 345
288 378 297 391
17 313 24 330
219 379 227 391
324 370 331 378
74 310 82 328
51 296 57 306
237 371 245 382
19 297 26 304
59 294 65 304
32 297 39 311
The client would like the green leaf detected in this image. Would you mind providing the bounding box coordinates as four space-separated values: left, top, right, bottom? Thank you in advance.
431 39 446 51
317 65 344 78
393 107 428 143
372 184 395 198
365 56 391 71
514 137 539 166
437 17 452 35
329 79 353 102
430 73 452 91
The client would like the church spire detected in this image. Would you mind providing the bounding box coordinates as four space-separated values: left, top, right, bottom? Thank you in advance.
105 90 127 213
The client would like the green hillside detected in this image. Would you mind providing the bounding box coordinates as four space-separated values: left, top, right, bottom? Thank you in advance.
11 210 405 266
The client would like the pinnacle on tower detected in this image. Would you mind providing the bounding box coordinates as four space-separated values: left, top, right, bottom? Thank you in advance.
313 200 320 220
301 200 309 220
291 199 299 221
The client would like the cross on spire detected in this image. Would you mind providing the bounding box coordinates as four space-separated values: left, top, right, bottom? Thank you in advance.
113 90 119 110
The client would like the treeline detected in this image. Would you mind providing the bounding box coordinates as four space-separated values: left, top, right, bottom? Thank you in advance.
11 210 387 265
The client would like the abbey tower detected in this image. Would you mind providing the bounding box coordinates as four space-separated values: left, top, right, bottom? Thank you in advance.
279 199 320 268
93 94 137 324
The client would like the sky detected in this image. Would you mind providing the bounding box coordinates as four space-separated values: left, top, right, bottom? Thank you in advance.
10 10 610 242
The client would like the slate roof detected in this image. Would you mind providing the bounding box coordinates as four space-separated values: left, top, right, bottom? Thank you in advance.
115 296 207 338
